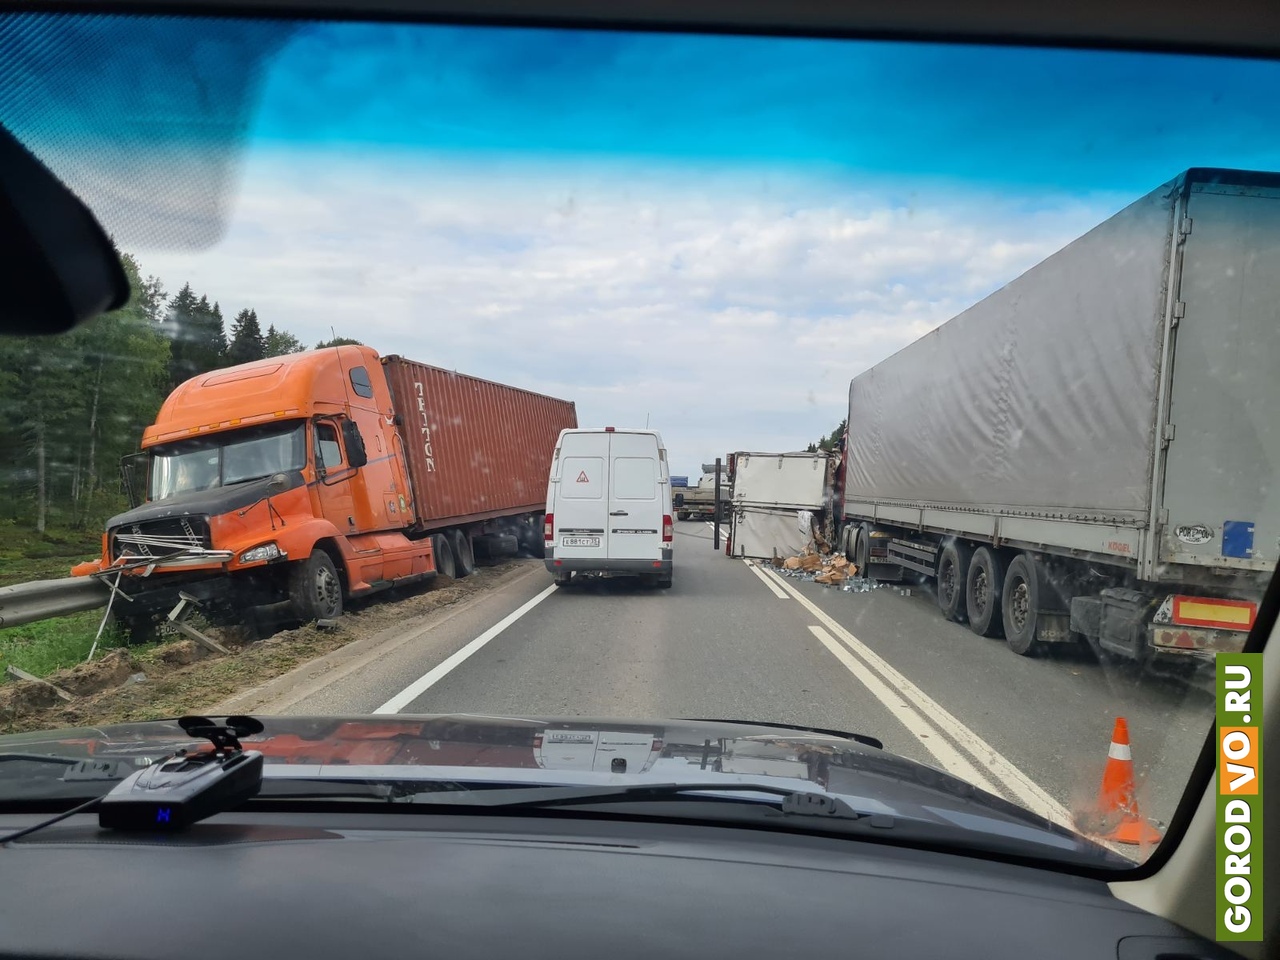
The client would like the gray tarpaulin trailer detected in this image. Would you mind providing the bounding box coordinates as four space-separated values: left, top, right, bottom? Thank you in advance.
839 167 1280 663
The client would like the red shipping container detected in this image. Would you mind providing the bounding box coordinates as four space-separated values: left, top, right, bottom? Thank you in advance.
381 356 577 530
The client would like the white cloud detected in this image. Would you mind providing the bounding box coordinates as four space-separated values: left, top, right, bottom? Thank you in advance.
133 151 1116 478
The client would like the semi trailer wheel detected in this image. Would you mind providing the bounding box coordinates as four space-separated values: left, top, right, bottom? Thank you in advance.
431 533 457 579
449 529 476 578
965 546 1006 638
936 541 973 623
1002 553 1045 656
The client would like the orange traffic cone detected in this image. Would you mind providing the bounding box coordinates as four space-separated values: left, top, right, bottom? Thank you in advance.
1085 717 1162 845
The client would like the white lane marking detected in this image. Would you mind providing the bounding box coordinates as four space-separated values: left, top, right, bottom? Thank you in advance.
374 584 558 714
761 564 1077 830
807 626 999 793
743 559 789 599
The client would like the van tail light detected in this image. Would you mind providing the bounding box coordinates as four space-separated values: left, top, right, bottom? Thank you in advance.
662 515 673 542
544 514 554 540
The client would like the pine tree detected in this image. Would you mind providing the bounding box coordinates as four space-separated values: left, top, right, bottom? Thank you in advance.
164 285 226 386
315 336 363 349
227 308 266 366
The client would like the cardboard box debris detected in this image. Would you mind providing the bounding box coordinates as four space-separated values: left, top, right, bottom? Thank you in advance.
776 545 859 587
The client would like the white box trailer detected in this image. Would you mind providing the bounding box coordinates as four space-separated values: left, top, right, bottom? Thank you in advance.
727 452 834 559
730 452 832 509
838 167 1280 663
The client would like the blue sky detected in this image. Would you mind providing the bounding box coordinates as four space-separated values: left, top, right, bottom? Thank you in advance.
249 25 1280 192
6 16 1280 476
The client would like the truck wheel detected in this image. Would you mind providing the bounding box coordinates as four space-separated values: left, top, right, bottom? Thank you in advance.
449 529 476 578
431 533 457 579
853 524 871 574
289 550 343 622
965 547 1006 638
658 574 673 589
677 511 689 521
1002 553 1043 655
532 519 547 563
431 533 458 579
936 541 972 623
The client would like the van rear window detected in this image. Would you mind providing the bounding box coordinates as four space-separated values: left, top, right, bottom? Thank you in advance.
614 457 656 499
562 457 603 499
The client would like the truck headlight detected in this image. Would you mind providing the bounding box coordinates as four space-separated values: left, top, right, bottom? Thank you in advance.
239 542 282 564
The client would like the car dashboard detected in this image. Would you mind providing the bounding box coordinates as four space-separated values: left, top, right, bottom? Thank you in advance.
0 809 1241 960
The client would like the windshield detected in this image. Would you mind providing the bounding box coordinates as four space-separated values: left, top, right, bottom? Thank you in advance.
149 422 306 500
0 12 1274 880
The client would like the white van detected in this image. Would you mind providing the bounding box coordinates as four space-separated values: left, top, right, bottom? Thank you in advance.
533 729 665 773
544 427 674 587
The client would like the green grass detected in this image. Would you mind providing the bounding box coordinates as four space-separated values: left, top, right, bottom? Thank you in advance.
0 521 103 588
0 522 130 678
0 610 131 678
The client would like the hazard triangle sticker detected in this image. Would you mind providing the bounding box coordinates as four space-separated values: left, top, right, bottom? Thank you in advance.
576 471 590 483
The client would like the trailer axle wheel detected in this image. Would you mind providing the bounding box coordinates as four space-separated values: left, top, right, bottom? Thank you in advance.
936 541 973 623
965 547 1006 638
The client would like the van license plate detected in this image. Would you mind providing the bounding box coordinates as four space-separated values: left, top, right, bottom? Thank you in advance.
562 536 600 547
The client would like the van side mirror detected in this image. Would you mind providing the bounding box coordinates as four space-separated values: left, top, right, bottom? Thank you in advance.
342 419 368 468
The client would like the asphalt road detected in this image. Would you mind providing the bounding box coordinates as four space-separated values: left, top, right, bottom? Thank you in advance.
276 520 1216 844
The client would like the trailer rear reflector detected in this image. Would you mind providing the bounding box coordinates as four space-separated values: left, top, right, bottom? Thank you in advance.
1172 596 1256 631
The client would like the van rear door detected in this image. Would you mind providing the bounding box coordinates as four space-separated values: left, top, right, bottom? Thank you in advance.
608 431 664 561
553 432 609 562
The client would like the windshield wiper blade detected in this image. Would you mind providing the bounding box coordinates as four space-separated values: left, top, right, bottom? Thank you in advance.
679 719 883 750
255 779 412 802
0 755 128 781
0 754 78 767
403 782 871 819
250 778 865 816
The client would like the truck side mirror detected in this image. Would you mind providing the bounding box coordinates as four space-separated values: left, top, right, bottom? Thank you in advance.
342 419 369 469
266 473 289 495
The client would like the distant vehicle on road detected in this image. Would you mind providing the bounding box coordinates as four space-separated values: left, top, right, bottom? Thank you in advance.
544 428 674 588
674 472 730 522
833 167 1279 665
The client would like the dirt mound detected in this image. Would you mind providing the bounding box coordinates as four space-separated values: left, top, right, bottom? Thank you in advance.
54 649 138 696
0 559 533 735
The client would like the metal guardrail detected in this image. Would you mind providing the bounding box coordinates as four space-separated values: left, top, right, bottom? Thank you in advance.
0 576 111 628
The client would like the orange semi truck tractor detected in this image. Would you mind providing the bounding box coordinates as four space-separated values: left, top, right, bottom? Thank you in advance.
71 345 576 639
